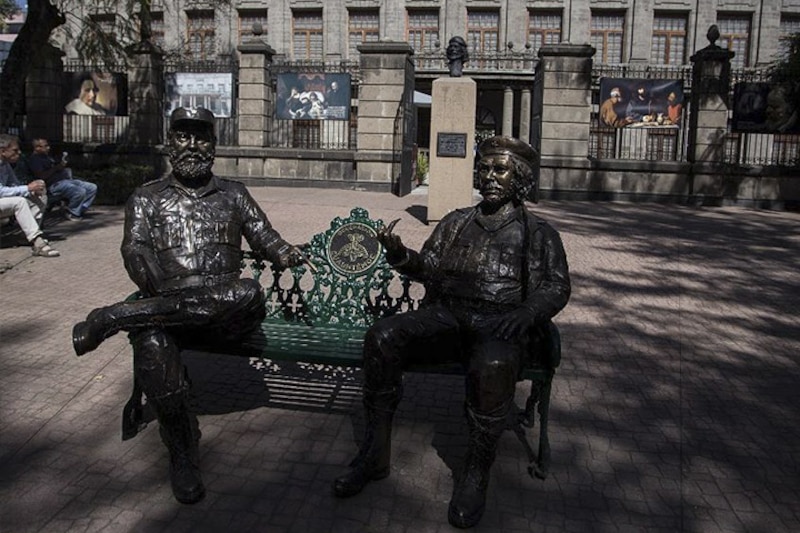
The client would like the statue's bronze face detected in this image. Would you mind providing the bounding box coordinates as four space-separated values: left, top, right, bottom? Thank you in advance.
168 123 216 185
477 154 516 206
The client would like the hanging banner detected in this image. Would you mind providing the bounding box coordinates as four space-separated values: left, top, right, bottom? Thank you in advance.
732 82 800 134
598 78 684 128
63 71 128 116
164 73 234 118
276 73 351 120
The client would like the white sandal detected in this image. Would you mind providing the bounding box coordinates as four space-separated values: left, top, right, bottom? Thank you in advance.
32 241 60 257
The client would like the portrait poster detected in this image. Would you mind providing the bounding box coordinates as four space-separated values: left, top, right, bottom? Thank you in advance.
732 82 800 134
598 78 684 128
63 71 128 116
164 72 234 118
276 73 351 120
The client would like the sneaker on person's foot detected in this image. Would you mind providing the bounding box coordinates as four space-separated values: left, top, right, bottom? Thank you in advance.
65 213 82 222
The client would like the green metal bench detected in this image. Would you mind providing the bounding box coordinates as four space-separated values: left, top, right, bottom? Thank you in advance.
124 207 561 479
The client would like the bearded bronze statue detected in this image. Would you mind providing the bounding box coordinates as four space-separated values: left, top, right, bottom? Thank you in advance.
333 136 571 529
72 107 305 504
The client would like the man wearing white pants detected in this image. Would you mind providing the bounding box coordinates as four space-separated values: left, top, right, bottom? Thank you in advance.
0 134 60 257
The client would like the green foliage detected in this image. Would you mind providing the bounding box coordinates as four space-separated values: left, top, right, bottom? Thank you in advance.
0 0 17 28
62 0 234 66
415 151 429 185
770 32 800 108
80 164 153 205
771 33 800 81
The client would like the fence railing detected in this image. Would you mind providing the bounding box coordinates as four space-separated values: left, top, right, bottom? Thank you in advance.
413 49 538 75
590 63 692 162
63 115 130 144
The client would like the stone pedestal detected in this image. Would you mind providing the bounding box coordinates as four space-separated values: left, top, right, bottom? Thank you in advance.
126 42 164 145
427 77 476 223
237 40 276 147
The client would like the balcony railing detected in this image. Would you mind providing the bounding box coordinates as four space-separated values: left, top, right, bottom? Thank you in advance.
413 49 538 76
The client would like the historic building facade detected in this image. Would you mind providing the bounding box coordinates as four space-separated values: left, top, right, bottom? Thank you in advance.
54 0 800 142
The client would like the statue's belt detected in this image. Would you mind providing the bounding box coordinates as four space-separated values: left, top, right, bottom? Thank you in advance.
159 272 240 291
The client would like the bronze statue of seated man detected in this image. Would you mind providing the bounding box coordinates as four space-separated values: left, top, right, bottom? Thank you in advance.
72 107 305 504
333 135 571 529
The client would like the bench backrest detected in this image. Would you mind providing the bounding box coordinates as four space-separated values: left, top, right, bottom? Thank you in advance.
245 207 421 329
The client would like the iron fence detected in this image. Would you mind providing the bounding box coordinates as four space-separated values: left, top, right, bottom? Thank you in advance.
590 63 692 161
268 60 359 150
724 67 800 166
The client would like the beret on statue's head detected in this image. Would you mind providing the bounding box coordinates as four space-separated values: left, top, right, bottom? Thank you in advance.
477 136 539 178
169 107 216 132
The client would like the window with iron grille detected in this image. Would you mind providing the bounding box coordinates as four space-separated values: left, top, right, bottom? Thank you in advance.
591 11 625 64
406 9 439 53
348 9 380 59
717 13 751 68
238 9 268 45
150 11 165 49
293 10 323 60
778 15 800 58
467 10 499 54
187 10 215 60
651 13 687 65
528 10 562 54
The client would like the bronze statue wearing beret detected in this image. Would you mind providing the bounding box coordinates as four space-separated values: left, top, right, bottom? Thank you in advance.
333 135 571 528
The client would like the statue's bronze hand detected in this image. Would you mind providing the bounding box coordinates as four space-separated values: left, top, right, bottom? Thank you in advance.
493 308 535 340
277 244 317 272
378 218 406 264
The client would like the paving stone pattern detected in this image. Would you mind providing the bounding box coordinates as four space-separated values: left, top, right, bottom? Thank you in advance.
1 187 798 532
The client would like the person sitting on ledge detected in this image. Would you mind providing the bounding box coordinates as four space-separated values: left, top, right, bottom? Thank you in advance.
27 138 97 221
0 134 59 257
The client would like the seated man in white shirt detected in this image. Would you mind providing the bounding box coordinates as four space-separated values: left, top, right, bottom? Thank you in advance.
0 134 59 257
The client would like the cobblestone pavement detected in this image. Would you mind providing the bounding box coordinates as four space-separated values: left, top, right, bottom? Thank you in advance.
1 186 798 533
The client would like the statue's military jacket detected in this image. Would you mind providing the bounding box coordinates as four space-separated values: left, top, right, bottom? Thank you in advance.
121 174 290 295
395 205 570 323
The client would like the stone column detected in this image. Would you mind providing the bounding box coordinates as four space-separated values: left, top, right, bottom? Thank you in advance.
688 31 734 166
502 86 514 136
24 44 64 143
126 41 164 145
688 27 735 199
237 38 276 147
356 42 414 190
519 88 531 143
537 44 595 193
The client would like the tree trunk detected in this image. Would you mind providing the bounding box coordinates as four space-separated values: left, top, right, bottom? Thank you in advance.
0 0 65 132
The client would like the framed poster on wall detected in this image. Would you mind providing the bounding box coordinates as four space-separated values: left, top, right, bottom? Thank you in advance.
276 72 351 120
63 71 128 116
164 72 234 118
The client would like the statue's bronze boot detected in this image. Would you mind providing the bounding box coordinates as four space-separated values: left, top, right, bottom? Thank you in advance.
154 393 205 504
72 317 103 357
333 387 400 497
448 405 507 529
73 298 183 356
